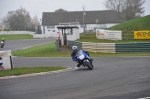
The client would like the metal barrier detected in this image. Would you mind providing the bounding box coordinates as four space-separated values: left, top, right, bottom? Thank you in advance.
67 40 150 53
82 42 116 53
55 39 60 51
116 42 150 52
68 40 82 50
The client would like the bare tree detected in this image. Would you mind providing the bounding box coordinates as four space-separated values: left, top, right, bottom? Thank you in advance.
104 0 123 13
0 19 4 31
121 0 145 20
103 0 145 20
32 15 40 32
2 16 10 29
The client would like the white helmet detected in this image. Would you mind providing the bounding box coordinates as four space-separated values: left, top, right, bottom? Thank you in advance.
72 46 78 52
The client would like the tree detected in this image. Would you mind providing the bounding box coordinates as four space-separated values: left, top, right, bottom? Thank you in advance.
2 16 10 29
121 0 145 20
2 7 30 30
1 7 40 31
103 0 123 13
55 8 67 12
103 0 145 20
32 15 40 32
0 19 2 26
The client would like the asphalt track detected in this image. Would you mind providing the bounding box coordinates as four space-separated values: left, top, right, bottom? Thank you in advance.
0 38 57 51
0 38 150 99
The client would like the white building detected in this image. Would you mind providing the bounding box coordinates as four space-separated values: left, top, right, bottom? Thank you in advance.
41 10 124 38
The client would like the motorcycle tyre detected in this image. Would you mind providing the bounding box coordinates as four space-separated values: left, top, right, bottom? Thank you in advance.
85 61 93 70
1 44 4 48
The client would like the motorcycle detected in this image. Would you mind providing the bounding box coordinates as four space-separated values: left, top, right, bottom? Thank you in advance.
76 50 93 70
0 40 4 48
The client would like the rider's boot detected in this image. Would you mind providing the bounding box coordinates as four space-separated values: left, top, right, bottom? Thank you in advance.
77 63 80 67
77 61 82 67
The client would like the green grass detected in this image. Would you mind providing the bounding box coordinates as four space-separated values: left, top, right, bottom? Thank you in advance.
12 43 71 57
12 42 150 57
78 16 150 41
107 15 150 31
0 34 33 40
105 15 150 40
0 67 67 77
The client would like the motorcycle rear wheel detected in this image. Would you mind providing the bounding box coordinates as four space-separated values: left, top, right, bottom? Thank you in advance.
1 44 4 48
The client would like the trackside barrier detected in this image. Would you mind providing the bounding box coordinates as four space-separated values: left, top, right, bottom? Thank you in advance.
82 42 116 53
67 41 150 53
116 42 150 52
55 41 58 51
0 50 13 70
68 40 82 50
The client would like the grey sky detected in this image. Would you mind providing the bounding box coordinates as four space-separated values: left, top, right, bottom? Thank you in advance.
0 0 150 20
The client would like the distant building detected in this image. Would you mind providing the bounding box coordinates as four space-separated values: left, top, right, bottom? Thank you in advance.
41 10 124 37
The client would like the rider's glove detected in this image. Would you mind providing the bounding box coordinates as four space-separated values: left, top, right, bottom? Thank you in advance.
72 57 77 61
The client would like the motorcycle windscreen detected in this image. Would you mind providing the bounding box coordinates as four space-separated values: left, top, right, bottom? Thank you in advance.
76 50 85 60
78 54 85 60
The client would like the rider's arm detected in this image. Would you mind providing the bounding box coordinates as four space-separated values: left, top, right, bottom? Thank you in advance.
71 52 77 61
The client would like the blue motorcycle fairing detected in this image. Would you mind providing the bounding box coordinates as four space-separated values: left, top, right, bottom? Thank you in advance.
76 50 90 61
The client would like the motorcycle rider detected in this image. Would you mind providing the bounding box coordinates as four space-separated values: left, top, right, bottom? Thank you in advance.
0 38 5 48
71 46 93 67
1 38 5 42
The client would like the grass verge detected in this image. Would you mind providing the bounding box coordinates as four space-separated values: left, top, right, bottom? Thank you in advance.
12 42 150 57
12 43 71 57
108 15 150 31
0 34 33 40
0 67 67 77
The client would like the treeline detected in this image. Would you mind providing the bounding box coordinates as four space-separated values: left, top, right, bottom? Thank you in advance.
104 0 145 21
1 7 41 33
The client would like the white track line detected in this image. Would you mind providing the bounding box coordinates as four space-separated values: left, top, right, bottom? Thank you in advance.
138 97 150 99
0 67 78 80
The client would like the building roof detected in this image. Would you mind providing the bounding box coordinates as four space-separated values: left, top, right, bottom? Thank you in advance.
42 10 124 25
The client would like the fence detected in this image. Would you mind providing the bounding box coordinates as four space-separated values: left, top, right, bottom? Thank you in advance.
67 40 150 53
55 39 61 51
122 31 134 40
82 42 116 53
0 31 35 35
82 31 150 40
116 42 150 52
67 40 82 50
0 31 52 38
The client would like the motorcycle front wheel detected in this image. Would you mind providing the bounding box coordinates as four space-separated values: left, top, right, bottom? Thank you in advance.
84 61 93 70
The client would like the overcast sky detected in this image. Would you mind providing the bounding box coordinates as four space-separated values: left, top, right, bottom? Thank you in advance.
0 0 150 21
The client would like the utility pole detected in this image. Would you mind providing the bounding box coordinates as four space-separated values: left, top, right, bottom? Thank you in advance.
83 6 86 33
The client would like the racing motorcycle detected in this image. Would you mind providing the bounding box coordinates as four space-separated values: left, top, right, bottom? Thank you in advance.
76 50 93 70
0 40 4 48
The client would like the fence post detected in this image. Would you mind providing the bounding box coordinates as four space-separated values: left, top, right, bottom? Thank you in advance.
55 39 61 51
55 40 58 51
